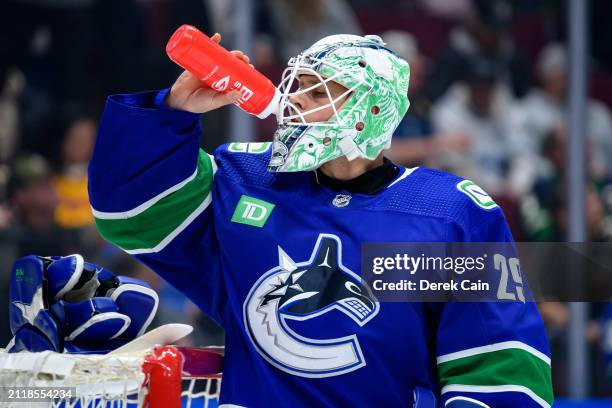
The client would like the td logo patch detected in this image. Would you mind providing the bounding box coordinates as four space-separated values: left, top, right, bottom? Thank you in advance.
457 180 498 210
232 195 275 227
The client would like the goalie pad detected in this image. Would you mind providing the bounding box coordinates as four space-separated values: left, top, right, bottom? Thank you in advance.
8 255 159 354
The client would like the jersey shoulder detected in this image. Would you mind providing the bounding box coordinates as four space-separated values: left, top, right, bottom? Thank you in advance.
383 167 505 229
213 142 276 189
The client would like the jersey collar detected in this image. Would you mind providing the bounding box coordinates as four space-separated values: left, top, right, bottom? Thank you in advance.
314 158 400 195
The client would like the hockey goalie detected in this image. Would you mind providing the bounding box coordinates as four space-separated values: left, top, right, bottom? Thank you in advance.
9 32 553 407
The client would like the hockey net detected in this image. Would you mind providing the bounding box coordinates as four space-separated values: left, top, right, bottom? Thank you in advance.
0 345 223 407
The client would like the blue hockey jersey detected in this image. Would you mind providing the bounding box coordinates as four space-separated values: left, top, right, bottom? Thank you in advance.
88 90 553 408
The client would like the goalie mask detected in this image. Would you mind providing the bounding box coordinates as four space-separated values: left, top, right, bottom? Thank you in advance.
268 34 410 172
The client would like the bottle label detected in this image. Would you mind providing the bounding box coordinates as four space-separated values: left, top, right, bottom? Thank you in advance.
233 81 254 104
212 75 230 92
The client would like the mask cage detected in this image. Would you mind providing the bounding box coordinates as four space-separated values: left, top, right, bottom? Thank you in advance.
277 54 374 128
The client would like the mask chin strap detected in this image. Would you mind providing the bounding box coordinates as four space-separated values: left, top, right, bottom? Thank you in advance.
338 137 361 161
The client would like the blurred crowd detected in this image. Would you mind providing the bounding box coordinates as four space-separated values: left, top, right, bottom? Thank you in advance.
1 0 612 397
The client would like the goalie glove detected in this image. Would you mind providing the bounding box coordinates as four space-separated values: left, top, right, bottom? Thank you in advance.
7 255 159 354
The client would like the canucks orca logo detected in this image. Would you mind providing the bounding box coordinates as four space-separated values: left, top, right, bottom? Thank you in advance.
243 233 380 377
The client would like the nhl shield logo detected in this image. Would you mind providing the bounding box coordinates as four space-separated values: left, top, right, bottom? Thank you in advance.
332 194 351 208
243 234 380 377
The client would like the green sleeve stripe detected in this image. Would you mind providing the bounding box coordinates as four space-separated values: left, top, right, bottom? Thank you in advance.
437 341 550 366
438 347 553 406
94 150 215 252
91 167 198 219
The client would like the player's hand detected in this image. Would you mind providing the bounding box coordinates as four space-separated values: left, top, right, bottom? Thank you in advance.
166 33 253 113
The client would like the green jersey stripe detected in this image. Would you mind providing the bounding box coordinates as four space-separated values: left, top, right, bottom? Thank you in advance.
124 194 213 255
91 152 216 219
91 168 198 219
437 341 550 366
95 150 215 252
437 347 553 405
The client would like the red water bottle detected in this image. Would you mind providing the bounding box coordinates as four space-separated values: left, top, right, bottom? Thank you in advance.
166 24 280 119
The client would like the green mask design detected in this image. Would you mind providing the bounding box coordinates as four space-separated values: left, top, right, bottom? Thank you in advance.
268 34 410 173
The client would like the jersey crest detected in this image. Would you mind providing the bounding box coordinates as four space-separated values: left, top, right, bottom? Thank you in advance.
243 233 380 377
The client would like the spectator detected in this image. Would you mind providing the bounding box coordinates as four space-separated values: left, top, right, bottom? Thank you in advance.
4 154 64 256
427 0 531 100
385 31 432 139
266 0 362 61
520 126 612 243
531 149 612 393
0 68 23 165
418 0 473 19
53 115 96 229
430 56 518 194
0 0 96 105
510 43 612 194
384 31 470 167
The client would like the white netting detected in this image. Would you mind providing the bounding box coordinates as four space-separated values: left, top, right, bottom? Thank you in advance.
180 377 222 408
0 347 222 408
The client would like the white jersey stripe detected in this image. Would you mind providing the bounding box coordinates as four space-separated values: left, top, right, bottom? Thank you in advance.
92 153 217 220
387 166 418 189
441 384 550 408
436 340 550 366
445 396 491 407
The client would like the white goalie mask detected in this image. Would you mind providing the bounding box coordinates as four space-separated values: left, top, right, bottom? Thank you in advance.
268 34 410 172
